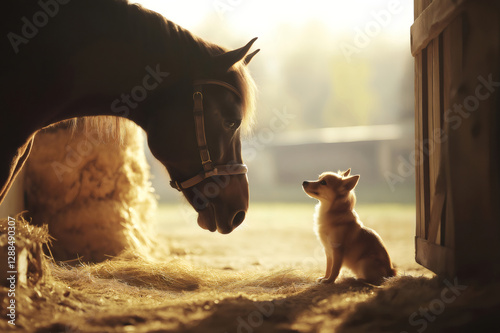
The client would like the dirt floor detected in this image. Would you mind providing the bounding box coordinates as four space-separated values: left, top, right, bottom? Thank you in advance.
1 203 499 332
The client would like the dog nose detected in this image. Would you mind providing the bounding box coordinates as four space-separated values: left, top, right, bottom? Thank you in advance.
302 181 309 187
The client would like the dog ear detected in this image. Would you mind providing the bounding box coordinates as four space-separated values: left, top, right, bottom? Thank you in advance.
343 168 351 177
343 175 359 191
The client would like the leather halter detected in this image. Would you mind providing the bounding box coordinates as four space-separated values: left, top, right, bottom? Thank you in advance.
169 79 248 191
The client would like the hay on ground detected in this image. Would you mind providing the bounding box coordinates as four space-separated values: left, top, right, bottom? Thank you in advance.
0 215 498 332
0 214 51 289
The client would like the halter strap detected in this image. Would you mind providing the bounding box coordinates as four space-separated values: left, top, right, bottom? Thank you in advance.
170 164 249 191
192 84 213 173
169 80 248 191
193 79 243 100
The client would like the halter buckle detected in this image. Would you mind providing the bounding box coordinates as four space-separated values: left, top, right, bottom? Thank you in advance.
169 180 181 191
193 91 203 100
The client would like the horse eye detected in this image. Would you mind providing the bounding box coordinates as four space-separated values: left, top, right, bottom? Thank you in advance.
320 180 327 185
224 119 241 130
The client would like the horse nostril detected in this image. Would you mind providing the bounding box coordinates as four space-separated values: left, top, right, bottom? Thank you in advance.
232 211 246 229
302 181 309 187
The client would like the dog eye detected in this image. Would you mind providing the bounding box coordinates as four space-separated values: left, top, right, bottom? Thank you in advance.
320 180 327 185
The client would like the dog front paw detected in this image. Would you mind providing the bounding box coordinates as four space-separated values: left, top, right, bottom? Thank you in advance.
317 277 333 284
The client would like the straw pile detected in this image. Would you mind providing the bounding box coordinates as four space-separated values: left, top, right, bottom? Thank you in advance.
0 214 51 289
23 119 157 262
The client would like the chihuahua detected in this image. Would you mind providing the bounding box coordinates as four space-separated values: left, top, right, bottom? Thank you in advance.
302 169 396 285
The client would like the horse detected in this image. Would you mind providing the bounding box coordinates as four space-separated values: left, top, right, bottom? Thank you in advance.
0 0 259 234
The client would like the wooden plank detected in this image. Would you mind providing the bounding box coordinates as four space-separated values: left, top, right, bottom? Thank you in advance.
414 1 420 20
426 41 435 241
421 45 434 239
437 34 445 245
415 0 434 19
414 0 434 242
415 49 430 240
415 236 454 277
428 35 444 244
442 15 462 251
414 53 422 238
411 0 466 56
422 48 431 240
427 36 444 245
447 1 500 280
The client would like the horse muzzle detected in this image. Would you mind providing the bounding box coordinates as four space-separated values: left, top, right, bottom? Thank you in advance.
197 203 246 234
193 174 248 234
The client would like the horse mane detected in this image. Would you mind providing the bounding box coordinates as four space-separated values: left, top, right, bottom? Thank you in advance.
69 116 126 143
72 0 255 140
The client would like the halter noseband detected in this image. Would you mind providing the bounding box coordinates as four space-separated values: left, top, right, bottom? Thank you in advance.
169 79 248 191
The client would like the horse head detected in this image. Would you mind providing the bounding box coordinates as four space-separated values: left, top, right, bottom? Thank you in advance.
146 38 259 234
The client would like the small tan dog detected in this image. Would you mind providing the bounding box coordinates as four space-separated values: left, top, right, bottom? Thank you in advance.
302 169 396 285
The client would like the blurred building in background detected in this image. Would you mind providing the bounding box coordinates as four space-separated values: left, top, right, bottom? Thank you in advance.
137 0 415 203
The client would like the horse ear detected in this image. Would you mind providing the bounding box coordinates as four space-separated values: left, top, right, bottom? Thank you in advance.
343 168 351 177
244 49 260 65
214 37 258 71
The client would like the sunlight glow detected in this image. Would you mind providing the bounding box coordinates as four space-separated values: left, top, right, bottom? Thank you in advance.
133 0 413 38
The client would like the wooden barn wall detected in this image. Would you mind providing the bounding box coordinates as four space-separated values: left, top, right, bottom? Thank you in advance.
412 0 500 280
